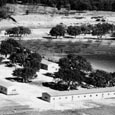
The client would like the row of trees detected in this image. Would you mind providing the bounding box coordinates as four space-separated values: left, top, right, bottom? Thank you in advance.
50 23 115 39
0 38 41 82
2 0 115 11
54 54 115 90
92 23 115 39
5 26 31 37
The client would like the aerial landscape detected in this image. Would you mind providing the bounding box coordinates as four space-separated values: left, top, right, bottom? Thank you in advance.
1 0 115 115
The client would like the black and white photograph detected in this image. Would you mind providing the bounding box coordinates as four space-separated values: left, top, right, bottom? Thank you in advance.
0 0 115 115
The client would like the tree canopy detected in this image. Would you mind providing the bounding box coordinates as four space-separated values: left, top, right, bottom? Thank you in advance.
0 41 14 57
92 23 114 38
13 67 36 83
50 25 65 38
10 51 41 82
6 26 31 37
0 38 41 83
0 38 21 57
24 52 42 71
2 0 115 11
54 54 115 90
54 54 92 90
89 70 113 87
50 23 115 39
67 26 81 37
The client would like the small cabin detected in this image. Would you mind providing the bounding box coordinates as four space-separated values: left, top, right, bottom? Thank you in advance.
41 59 59 73
42 87 115 103
0 80 18 95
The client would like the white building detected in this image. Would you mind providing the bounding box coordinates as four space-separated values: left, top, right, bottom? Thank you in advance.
42 87 115 103
41 59 59 73
0 30 5 36
0 80 18 95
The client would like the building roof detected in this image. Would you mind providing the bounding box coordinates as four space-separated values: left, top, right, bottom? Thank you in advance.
0 80 14 88
43 87 115 97
41 59 58 65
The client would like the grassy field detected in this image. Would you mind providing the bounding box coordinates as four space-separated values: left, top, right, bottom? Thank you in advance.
21 39 115 61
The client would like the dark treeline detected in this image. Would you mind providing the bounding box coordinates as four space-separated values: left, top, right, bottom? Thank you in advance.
1 0 115 11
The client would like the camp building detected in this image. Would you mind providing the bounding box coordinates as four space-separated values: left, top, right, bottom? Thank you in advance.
42 87 115 103
41 59 59 73
0 80 18 95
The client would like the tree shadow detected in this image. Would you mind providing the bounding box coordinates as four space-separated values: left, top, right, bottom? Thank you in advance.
42 82 74 91
37 97 43 100
43 36 53 39
37 97 49 102
64 36 74 39
5 63 15 67
1 61 15 67
6 77 23 82
6 77 32 83
2 60 10 64
43 73 54 77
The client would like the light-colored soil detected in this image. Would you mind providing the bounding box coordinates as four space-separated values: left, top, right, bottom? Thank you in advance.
0 59 115 115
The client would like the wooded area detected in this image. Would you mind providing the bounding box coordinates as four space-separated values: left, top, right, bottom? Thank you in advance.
1 0 115 11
